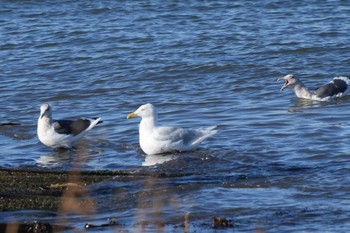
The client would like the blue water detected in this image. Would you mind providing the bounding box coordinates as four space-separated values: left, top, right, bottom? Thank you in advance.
1 0 350 232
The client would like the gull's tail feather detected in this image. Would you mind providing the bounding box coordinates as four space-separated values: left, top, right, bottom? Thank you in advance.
86 117 102 132
92 117 103 124
191 126 218 146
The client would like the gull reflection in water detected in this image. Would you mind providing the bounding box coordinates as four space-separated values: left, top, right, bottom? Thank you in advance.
36 145 92 169
142 153 177 166
36 149 72 168
288 98 331 112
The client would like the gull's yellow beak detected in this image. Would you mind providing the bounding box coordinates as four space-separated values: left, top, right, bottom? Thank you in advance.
127 112 138 119
277 77 289 91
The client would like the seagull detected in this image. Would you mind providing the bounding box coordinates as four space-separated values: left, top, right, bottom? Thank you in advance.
127 103 217 155
277 74 350 101
37 104 102 149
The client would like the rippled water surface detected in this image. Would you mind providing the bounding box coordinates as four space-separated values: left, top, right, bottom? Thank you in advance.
1 0 350 232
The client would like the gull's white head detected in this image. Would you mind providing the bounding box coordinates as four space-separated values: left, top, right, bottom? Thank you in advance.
40 103 52 119
277 74 301 91
127 103 158 119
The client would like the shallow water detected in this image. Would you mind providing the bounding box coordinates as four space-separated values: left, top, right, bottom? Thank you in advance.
1 0 350 232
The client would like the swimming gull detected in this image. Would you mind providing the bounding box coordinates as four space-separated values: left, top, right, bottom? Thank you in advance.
37 103 102 149
127 103 218 155
277 74 350 101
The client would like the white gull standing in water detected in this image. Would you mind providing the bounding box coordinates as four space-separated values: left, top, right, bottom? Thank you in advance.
127 103 217 155
277 74 350 101
37 104 102 149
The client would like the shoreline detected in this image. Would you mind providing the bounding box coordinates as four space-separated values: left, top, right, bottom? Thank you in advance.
0 168 129 210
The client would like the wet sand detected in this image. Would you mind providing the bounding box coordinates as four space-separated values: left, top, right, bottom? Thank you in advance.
0 168 129 210
0 168 189 210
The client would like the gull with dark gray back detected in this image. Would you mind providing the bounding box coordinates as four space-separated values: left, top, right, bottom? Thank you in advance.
277 74 350 101
37 104 102 149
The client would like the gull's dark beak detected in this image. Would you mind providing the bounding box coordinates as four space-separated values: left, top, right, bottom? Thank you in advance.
40 109 49 119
